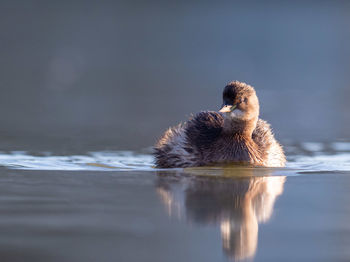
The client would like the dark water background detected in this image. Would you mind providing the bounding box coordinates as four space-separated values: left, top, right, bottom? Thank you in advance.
1 1 350 262
1 1 350 150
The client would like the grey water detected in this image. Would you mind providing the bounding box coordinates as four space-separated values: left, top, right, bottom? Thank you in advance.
0 142 350 262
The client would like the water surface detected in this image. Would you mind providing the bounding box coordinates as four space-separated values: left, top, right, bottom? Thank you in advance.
0 142 350 261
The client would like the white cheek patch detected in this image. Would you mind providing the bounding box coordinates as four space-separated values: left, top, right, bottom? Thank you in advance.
230 109 244 119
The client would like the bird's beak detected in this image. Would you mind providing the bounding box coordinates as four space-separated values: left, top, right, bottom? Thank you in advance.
219 104 236 113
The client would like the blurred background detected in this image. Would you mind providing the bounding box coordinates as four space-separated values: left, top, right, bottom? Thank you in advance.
0 1 350 151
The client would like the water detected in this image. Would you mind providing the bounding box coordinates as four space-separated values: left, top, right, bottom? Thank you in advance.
0 142 350 261
1 1 350 261
1 2 350 147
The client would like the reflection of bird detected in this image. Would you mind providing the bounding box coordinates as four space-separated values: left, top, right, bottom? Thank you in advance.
155 171 286 261
154 81 286 168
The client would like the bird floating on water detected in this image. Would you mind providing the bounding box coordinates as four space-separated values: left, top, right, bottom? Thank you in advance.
154 81 286 168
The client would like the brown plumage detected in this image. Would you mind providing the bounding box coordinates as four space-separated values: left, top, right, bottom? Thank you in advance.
154 81 286 168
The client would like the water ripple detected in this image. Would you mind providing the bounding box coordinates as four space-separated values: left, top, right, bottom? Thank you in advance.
1 142 350 174
0 151 155 171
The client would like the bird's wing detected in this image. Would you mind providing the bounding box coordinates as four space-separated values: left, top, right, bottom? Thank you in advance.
185 111 224 150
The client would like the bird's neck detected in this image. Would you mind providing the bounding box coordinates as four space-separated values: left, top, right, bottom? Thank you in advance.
223 117 257 139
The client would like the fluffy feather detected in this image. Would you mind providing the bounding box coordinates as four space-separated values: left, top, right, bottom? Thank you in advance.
154 111 286 168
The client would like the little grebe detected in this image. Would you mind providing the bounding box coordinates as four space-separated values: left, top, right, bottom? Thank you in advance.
154 81 286 168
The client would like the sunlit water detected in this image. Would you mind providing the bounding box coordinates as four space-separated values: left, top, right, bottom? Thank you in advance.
1 142 350 262
1 142 350 173
0 151 155 171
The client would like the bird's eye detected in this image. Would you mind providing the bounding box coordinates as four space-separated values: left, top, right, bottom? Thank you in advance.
244 97 248 103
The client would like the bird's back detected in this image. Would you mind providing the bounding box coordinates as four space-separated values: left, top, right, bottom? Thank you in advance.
154 111 285 168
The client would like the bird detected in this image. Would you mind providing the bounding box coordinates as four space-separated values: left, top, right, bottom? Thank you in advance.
154 81 286 168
